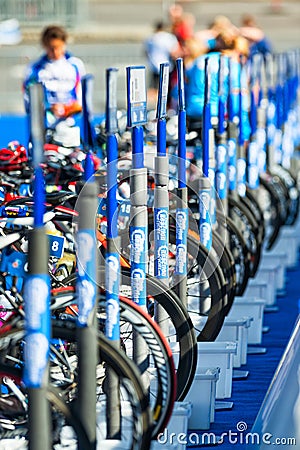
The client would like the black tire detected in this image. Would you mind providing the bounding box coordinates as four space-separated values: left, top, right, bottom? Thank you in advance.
97 293 176 437
259 173 286 249
51 287 176 439
58 271 198 403
217 212 252 297
228 195 262 277
144 216 229 342
0 323 153 450
118 268 197 401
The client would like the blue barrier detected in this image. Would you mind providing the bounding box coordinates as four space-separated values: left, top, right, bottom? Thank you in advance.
0 114 29 148
0 113 105 148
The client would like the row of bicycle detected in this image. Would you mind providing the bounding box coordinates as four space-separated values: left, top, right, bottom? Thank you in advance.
0 131 299 449
0 51 299 448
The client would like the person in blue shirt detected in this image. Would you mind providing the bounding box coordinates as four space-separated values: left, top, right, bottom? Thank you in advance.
23 25 86 123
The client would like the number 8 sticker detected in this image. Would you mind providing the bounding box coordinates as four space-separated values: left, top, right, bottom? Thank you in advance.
48 235 65 259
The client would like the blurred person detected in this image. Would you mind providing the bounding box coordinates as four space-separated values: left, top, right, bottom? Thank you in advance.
213 29 251 142
239 14 272 57
167 5 196 109
270 0 282 13
184 27 251 144
169 4 195 47
195 15 239 52
144 20 182 107
183 36 208 68
167 35 207 117
23 25 86 124
184 21 241 123
213 27 250 62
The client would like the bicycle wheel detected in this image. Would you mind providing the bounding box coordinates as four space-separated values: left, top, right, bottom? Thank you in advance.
259 172 286 250
228 195 262 277
217 212 252 297
59 270 197 403
0 364 91 449
122 217 229 343
118 268 197 401
212 227 237 316
98 294 176 437
270 164 299 226
52 289 176 439
245 188 265 242
119 215 229 343
0 322 153 450
181 230 229 342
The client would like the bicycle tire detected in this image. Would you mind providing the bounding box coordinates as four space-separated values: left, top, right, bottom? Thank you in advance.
217 212 252 297
270 165 299 226
0 365 92 449
118 217 228 342
0 323 153 450
97 293 177 437
259 173 286 250
51 286 177 438
146 215 229 341
228 195 262 277
118 269 197 401
54 271 197 403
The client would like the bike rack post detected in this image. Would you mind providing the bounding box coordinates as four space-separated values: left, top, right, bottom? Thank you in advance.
247 56 261 193
227 58 239 201
76 74 98 448
199 58 213 251
24 83 51 450
173 58 188 307
265 53 277 170
154 63 170 334
215 55 229 237
82 74 97 180
126 66 149 379
236 58 247 200
255 54 268 177
273 53 285 166
82 74 96 152
105 67 122 439
280 53 295 170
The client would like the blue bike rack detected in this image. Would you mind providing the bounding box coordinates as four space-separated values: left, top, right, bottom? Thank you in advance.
199 57 213 251
126 65 148 309
126 65 150 381
154 63 170 286
237 59 248 198
227 58 238 195
174 58 188 306
76 73 99 448
24 82 51 450
105 67 122 439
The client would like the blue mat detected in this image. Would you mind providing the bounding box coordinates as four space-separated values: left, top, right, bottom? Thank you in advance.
186 249 300 449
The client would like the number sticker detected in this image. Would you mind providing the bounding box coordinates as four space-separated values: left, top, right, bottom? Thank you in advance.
126 66 147 127
48 235 65 259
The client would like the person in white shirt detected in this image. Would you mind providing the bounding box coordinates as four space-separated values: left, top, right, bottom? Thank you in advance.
144 21 181 106
23 25 86 122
